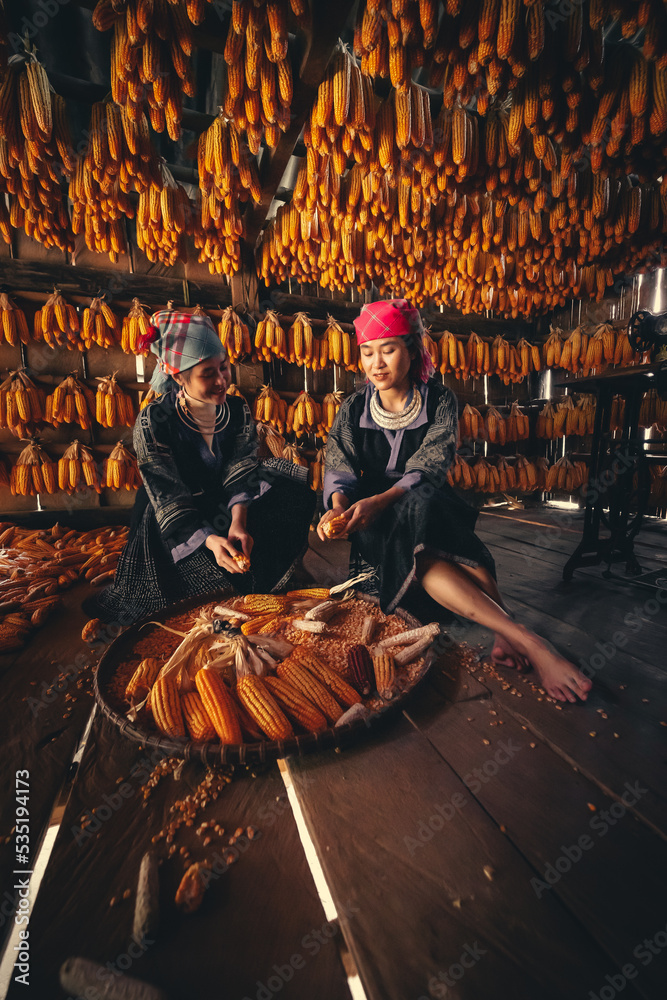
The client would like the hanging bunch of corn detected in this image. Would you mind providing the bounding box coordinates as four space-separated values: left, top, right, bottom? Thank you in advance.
311 446 325 492
585 323 617 371
478 457 502 493
610 395 626 432
58 440 102 495
558 327 590 375
0 52 75 252
256 423 286 459
492 335 524 384
613 328 642 367
505 402 530 442
464 332 489 378
282 443 309 469
536 402 555 440
543 328 564 369
45 374 95 430
575 395 597 436
485 405 507 445
103 441 141 491
81 297 120 350
10 441 57 496
545 456 588 493
640 388 667 431
33 290 82 350
439 331 466 376
320 391 344 437
121 298 152 355
0 370 44 438
459 404 485 441
95 375 136 429
287 313 315 368
516 338 542 375
553 397 575 437
222 0 301 153
495 456 517 492
291 391 321 440
68 102 140 262
304 42 376 171
326 317 352 369
218 307 252 364
253 385 287 433
136 164 193 266
353 0 438 90
254 310 287 362
514 456 538 492
0 293 31 346
447 454 474 489
91 0 198 141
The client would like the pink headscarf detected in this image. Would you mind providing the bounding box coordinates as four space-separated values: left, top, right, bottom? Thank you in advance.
353 299 435 383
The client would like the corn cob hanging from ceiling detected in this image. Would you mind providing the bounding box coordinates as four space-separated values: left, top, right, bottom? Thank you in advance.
222 0 301 154
217 307 252 363
0 370 44 439
0 52 75 252
81 298 121 350
121 299 152 356
136 162 194 266
45 374 96 430
57 440 102 495
353 0 438 91
91 0 198 141
95 375 136 430
33 291 82 351
0 293 31 346
10 440 57 497
103 440 142 491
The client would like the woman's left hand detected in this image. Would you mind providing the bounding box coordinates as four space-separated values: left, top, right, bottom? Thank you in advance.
227 526 254 558
342 496 386 535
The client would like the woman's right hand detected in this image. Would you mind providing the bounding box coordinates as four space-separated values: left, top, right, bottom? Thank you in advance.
205 534 247 574
317 506 349 543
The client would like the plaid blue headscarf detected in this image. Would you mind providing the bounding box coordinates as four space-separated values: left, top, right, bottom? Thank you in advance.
142 310 226 394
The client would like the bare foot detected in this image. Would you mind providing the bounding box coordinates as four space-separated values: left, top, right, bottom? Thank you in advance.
491 633 531 672
514 630 592 703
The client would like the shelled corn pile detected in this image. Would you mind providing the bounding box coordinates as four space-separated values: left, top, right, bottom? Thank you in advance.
113 591 439 745
0 523 128 653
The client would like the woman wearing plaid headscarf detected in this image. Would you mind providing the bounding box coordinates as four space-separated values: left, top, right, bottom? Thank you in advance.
317 299 591 705
89 309 315 625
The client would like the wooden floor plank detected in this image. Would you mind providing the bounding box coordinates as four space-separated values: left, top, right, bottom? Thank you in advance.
0 583 96 953
403 680 667 999
9 713 351 1000
285 714 645 1000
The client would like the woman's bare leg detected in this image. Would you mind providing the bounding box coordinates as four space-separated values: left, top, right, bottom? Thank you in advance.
416 555 592 703
456 564 530 671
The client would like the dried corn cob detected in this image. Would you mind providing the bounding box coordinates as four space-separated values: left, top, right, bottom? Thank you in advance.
292 650 361 708
195 667 242 744
181 691 217 743
347 644 374 696
276 660 343 723
236 675 294 741
263 675 327 734
125 657 161 704
151 675 187 739
373 653 396 699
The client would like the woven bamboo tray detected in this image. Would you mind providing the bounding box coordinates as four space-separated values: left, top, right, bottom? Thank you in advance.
94 590 435 764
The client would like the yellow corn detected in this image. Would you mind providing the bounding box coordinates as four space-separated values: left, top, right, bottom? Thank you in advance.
195 668 242 744
181 691 216 743
276 661 343 723
236 675 294 741
291 650 361 708
151 675 187 739
373 653 396 698
264 675 327 734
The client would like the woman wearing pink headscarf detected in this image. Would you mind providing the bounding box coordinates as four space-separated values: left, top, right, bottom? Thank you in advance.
318 299 591 704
